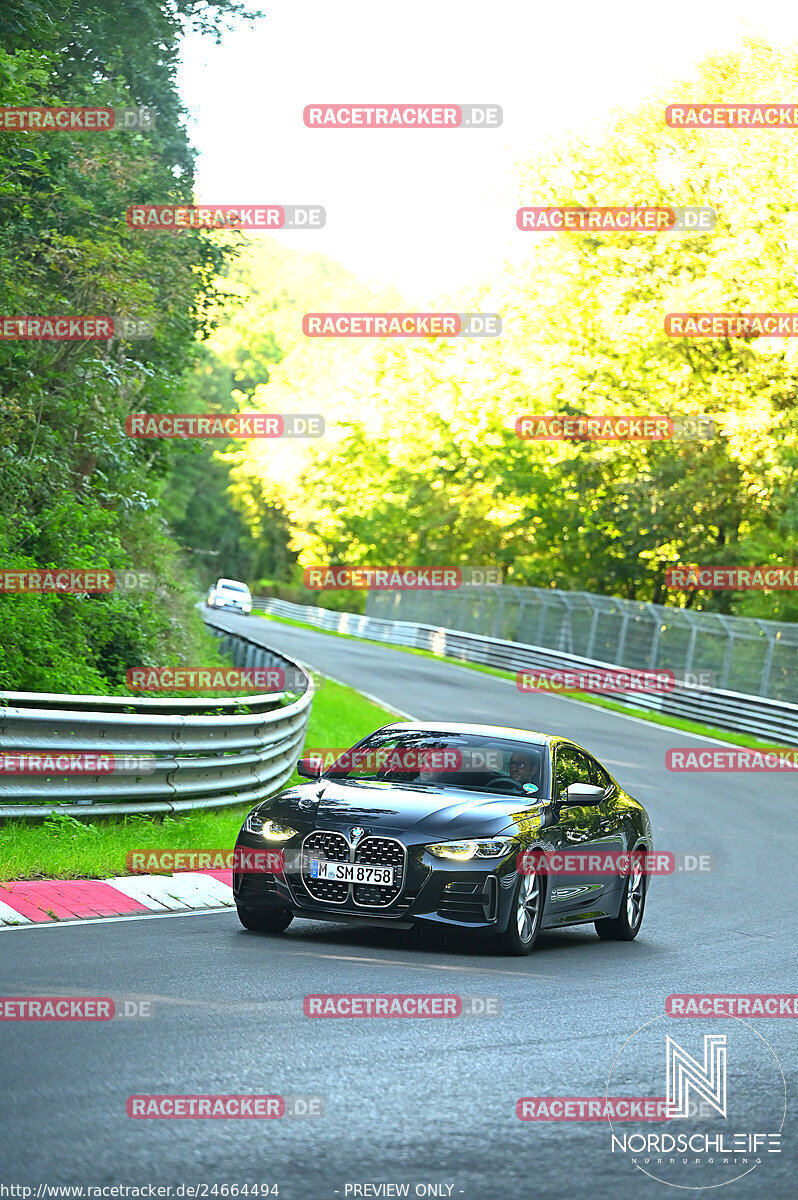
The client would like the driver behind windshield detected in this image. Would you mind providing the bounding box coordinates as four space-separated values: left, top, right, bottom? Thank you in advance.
505 750 540 793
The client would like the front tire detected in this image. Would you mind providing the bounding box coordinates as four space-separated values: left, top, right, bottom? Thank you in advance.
595 851 646 941
237 906 293 933
495 870 545 956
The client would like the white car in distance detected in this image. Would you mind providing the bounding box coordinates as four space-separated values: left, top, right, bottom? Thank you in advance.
206 577 253 614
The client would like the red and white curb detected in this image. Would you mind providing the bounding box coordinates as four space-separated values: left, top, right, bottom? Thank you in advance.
0 869 234 926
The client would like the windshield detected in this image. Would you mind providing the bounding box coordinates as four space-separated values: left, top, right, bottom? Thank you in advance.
323 730 547 797
218 579 250 593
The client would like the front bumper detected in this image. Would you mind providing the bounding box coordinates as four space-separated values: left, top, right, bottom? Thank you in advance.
233 830 518 934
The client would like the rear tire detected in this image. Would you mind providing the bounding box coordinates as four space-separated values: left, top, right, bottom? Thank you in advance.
237 906 293 933
494 869 545 956
595 850 646 941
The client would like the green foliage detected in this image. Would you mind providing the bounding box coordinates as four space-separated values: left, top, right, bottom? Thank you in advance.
222 37 798 620
0 0 259 691
163 238 400 594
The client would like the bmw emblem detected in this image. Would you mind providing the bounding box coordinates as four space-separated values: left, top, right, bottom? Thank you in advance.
350 826 366 844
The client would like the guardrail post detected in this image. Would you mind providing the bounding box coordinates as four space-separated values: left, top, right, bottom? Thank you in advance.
491 591 505 640
759 633 776 698
684 623 698 676
557 609 573 655
719 632 735 691
534 600 547 646
615 610 631 665
585 603 600 660
513 597 526 642
646 606 662 670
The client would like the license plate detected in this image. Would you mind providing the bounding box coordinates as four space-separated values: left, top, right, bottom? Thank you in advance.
310 859 394 886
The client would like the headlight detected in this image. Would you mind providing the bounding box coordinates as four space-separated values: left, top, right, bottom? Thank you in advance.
427 837 515 860
244 813 297 841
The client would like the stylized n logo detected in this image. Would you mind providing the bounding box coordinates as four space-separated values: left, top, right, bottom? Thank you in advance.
666 1034 727 1119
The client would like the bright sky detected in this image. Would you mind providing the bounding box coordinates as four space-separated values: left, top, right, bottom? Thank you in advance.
178 0 798 304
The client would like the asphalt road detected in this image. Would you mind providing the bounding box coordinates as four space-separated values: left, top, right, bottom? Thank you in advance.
1 612 796 1198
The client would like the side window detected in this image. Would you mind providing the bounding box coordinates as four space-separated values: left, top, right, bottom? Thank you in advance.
554 746 592 801
588 757 611 793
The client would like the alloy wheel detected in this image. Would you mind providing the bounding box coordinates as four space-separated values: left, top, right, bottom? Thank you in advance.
516 871 540 942
626 856 645 928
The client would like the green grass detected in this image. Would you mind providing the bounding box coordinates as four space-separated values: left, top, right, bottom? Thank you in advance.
0 678 399 882
257 610 356 639
256 611 789 750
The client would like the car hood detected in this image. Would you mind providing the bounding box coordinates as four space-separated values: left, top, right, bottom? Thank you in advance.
263 780 543 840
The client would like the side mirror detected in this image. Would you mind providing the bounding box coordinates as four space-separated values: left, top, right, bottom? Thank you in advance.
297 756 323 779
562 782 605 806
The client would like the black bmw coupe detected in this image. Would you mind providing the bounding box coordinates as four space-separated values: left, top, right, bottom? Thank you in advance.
233 722 653 955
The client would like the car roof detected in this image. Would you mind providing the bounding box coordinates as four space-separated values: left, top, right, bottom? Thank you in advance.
377 721 551 746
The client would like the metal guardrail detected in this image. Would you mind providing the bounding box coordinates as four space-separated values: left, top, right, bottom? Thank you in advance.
253 597 798 744
0 621 313 820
